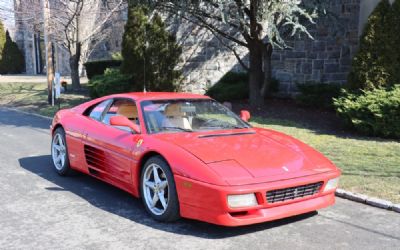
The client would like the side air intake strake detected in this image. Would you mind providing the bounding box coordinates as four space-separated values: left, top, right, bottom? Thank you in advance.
84 145 106 171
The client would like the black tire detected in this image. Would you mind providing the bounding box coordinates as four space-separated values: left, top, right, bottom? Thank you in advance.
140 156 180 222
51 127 73 176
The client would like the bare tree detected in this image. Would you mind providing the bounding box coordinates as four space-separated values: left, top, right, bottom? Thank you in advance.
0 0 17 32
48 0 125 89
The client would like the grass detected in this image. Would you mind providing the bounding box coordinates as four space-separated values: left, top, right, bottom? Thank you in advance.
251 117 400 203
1 82 399 203
0 82 89 117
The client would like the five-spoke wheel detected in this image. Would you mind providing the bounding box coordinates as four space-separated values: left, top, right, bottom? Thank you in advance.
143 163 169 215
140 156 180 221
51 127 72 175
52 133 66 170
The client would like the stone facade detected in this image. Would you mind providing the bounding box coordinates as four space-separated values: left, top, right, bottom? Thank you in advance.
13 0 126 75
14 0 370 94
271 0 361 94
14 0 46 74
175 0 363 94
170 20 247 93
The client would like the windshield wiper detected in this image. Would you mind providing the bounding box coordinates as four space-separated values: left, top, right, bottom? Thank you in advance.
161 126 193 132
201 125 249 129
202 125 247 129
225 125 249 129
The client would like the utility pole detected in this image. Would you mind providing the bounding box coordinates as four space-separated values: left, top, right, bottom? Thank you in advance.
41 0 54 105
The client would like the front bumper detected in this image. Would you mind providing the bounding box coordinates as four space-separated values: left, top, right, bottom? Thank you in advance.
175 171 340 226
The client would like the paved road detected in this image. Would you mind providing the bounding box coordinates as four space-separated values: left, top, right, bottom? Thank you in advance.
0 108 399 250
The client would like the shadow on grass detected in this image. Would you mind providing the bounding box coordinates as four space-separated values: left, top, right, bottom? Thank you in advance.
18 154 318 239
341 170 400 178
1 84 89 117
251 116 400 143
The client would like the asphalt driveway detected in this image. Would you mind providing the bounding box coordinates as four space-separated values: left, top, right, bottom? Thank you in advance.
0 108 399 250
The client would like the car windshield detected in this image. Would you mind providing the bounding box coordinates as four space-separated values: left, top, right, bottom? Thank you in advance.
141 99 251 134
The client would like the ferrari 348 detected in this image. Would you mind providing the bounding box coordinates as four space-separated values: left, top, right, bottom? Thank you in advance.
50 92 340 226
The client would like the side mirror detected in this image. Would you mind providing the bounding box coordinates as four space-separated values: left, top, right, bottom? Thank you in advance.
240 110 251 122
110 116 141 134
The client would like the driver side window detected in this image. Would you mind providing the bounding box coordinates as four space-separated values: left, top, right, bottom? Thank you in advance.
102 99 139 126
87 99 112 121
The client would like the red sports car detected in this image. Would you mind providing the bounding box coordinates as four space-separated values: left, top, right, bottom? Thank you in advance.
50 92 340 226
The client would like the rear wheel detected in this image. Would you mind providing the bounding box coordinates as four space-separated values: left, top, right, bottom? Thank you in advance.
140 156 180 222
51 127 72 176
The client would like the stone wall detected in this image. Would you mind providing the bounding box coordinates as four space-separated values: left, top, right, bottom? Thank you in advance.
171 20 246 93
271 0 361 94
174 0 362 95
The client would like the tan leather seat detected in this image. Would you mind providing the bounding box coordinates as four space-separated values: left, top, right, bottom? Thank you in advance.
163 104 192 130
117 104 138 120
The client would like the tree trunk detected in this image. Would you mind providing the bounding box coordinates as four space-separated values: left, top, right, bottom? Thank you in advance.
248 40 265 108
261 43 273 98
69 42 81 90
46 40 54 104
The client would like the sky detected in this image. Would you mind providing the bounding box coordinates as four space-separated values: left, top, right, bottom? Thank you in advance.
0 0 15 32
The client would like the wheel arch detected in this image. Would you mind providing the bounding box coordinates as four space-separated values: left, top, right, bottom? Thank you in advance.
52 123 64 135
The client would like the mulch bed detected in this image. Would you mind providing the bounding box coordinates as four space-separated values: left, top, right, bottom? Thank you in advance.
231 98 349 135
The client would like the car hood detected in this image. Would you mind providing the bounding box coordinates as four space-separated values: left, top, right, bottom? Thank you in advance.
154 128 335 185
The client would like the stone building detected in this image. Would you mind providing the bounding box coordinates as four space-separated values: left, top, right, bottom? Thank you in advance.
13 0 126 75
13 0 387 94
14 0 46 74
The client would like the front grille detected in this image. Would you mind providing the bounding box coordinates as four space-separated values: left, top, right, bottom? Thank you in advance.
266 181 323 203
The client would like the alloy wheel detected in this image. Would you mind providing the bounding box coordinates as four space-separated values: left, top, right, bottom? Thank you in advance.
52 133 66 171
142 163 169 215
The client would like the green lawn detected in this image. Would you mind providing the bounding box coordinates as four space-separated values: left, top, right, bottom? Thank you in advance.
1 82 399 203
0 83 89 117
251 117 400 203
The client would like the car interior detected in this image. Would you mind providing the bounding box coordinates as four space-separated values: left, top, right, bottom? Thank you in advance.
162 103 192 130
102 100 140 126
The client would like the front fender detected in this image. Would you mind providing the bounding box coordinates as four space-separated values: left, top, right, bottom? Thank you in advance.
139 136 227 186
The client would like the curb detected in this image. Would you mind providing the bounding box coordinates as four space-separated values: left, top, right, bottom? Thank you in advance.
335 189 400 213
2 106 399 213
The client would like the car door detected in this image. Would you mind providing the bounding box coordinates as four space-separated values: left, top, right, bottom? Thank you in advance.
64 99 113 172
82 98 141 189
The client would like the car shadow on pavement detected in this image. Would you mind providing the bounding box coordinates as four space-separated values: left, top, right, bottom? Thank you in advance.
18 155 318 239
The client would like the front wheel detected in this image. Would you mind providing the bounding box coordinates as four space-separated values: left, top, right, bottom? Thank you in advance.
140 156 180 222
51 127 72 176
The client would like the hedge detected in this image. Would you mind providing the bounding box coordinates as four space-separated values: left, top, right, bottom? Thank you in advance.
84 60 122 79
296 82 342 110
206 71 279 102
88 69 132 98
334 85 400 138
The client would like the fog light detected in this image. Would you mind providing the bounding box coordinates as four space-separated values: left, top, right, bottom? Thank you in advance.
227 193 258 208
324 177 339 192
